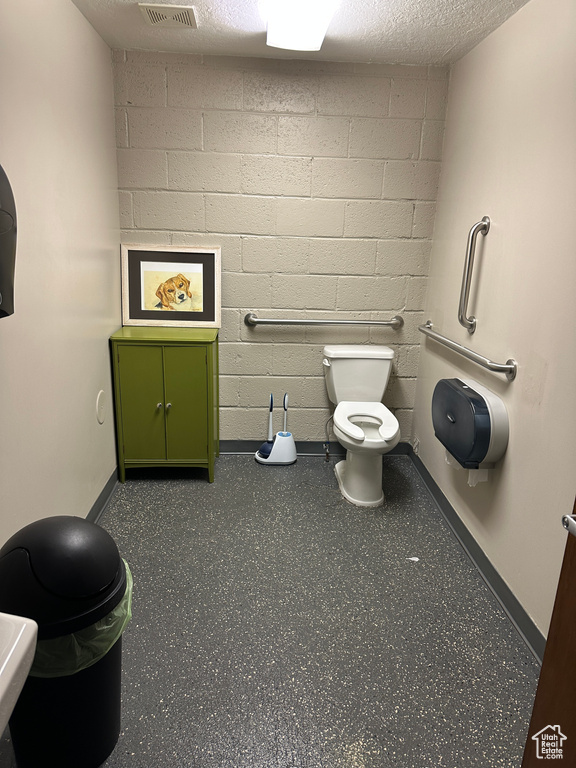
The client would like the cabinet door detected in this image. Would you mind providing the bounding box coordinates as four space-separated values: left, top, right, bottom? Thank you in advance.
164 346 207 461
117 345 166 461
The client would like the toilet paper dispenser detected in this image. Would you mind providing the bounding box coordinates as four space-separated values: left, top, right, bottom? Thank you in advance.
432 378 509 470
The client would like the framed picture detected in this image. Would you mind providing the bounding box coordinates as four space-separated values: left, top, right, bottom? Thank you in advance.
121 245 221 328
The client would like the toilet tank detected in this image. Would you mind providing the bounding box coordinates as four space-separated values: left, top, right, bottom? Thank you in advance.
322 345 394 404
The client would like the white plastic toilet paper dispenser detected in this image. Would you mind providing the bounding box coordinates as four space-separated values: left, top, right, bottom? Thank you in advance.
432 378 509 474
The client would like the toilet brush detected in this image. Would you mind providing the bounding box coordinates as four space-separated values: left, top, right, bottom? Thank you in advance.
255 394 274 460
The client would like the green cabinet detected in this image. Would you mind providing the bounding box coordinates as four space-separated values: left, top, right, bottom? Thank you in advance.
110 327 219 482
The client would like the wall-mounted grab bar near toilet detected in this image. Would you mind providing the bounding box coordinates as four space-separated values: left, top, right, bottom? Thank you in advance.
458 216 490 334
244 313 404 328
418 321 517 380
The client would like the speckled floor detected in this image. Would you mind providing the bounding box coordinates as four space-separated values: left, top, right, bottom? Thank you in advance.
1 455 539 767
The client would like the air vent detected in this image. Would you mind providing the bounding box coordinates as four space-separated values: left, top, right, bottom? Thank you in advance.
138 4 197 28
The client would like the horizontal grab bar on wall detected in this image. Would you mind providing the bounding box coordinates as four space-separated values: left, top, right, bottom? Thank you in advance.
244 313 404 329
418 321 517 381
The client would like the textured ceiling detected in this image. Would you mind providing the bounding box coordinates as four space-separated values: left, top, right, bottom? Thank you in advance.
72 0 531 66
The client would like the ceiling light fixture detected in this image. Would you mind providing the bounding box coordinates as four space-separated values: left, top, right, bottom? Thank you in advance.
264 0 339 51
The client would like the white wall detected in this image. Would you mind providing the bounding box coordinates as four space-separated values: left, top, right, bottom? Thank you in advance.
413 0 576 635
0 0 120 543
114 52 449 442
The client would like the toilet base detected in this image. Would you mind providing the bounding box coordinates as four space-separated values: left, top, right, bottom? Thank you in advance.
334 452 384 507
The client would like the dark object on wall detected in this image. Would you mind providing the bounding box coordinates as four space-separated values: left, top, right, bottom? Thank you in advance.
0 164 16 318
0 516 131 768
432 378 509 469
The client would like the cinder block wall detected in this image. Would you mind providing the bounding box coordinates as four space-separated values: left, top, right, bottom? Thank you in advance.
114 51 447 442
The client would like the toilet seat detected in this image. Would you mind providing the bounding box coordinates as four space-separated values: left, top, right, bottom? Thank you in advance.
334 401 399 443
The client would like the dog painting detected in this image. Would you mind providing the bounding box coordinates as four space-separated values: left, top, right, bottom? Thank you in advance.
122 245 221 328
140 262 203 313
155 273 194 310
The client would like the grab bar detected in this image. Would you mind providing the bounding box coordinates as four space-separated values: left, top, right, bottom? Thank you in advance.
418 321 517 380
458 216 490 334
244 312 403 329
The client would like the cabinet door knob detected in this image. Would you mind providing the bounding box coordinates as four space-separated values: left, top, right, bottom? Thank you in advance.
166 402 172 409
156 403 163 409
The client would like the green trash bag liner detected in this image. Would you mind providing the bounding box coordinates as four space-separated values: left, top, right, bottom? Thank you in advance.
29 560 133 678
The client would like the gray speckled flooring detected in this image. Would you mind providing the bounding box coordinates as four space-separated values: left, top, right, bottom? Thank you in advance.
1 456 539 767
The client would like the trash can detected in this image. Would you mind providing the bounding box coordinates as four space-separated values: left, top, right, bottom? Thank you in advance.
0 516 132 768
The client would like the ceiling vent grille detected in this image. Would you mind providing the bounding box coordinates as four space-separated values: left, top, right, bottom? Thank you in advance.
138 4 197 28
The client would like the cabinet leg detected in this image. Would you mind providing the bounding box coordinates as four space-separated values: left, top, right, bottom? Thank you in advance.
118 463 126 483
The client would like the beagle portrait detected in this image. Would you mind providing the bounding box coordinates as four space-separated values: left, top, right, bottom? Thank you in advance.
155 273 193 311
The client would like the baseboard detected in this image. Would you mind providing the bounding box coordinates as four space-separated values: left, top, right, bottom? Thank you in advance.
219 439 412 457
410 452 545 664
86 471 118 525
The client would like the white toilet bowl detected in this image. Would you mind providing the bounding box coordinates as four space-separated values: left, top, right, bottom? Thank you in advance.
322 344 400 508
333 401 400 507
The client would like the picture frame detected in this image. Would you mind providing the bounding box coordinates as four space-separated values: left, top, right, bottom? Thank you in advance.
121 245 221 328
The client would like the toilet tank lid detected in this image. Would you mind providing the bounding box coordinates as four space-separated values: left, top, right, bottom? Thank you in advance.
323 344 394 360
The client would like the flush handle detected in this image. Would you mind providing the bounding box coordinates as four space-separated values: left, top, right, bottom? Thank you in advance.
447 412 456 423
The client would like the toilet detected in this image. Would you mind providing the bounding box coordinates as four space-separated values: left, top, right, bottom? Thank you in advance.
322 344 400 507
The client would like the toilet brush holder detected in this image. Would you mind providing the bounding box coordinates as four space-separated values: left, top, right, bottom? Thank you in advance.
254 432 297 465
255 392 297 465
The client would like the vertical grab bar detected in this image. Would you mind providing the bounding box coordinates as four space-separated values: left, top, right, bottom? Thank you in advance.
458 216 490 334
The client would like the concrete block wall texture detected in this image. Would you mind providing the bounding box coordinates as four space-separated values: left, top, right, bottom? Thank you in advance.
114 51 448 442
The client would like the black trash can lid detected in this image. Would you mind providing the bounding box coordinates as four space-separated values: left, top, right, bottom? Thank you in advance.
0 516 126 639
